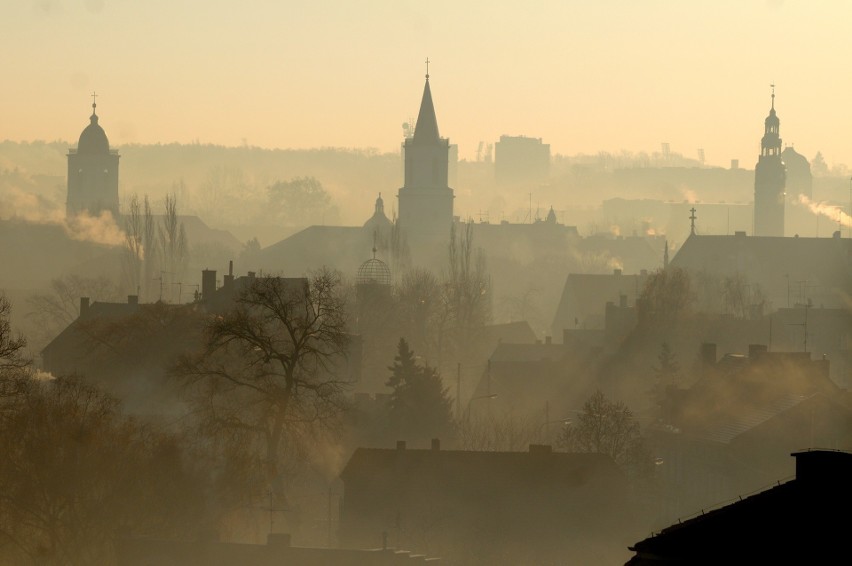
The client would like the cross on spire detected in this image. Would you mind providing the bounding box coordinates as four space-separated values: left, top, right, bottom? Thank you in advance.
770 83 775 109
425 57 430 79
91 91 98 112
689 207 697 235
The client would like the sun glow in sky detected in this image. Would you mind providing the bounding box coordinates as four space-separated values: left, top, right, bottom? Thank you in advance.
4 0 852 168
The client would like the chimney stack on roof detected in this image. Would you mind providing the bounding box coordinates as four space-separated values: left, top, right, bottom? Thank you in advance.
223 260 235 289
80 297 90 317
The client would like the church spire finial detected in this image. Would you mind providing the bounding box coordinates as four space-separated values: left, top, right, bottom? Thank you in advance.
770 83 775 110
425 57 430 80
90 91 98 116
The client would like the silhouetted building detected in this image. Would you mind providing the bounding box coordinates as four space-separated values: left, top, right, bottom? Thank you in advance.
626 449 852 565
669 231 852 311
649 343 852 524
397 71 454 253
67 98 120 219
753 88 786 236
339 442 634 565
551 269 650 339
494 134 550 187
780 146 812 200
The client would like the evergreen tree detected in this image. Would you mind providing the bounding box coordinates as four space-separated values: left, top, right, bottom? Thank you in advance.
386 338 455 445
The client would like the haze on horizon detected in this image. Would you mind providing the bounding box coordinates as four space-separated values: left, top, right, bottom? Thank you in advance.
4 0 852 168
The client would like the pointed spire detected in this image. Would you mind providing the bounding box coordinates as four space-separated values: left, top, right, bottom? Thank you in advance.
770 83 775 110
413 61 440 142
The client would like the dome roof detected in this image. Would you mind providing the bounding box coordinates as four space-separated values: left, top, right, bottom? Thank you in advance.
781 146 809 167
77 112 110 154
356 257 391 286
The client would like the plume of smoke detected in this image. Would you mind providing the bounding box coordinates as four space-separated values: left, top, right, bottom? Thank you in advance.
680 187 698 204
795 194 852 229
0 185 125 246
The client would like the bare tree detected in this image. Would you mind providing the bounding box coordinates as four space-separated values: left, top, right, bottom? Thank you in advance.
557 390 653 484
174 268 351 531
0 294 28 375
0 376 210 565
122 193 144 296
25 274 120 348
638 267 694 324
443 221 492 369
457 411 542 452
158 193 189 303
394 267 444 364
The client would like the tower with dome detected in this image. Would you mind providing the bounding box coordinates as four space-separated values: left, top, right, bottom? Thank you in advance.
66 94 120 220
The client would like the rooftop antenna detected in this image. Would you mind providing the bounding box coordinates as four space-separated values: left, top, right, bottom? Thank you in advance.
689 207 697 235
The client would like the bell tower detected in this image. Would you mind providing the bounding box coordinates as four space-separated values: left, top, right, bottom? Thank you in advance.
753 85 786 237
67 93 120 220
397 60 455 250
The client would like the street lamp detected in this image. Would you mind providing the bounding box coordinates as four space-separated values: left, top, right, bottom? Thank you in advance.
464 393 497 422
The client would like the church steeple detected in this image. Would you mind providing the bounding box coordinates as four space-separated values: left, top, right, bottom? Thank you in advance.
397 61 455 248
754 84 787 237
761 84 782 158
412 60 440 143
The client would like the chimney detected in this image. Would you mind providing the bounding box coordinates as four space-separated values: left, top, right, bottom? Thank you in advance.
202 269 217 301
431 438 440 451
396 440 406 451
545 335 552 345
700 342 717 366
734 230 746 237
223 260 235 289
619 294 627 308
613 268 622 276
127 295 138 306
79 297 90 317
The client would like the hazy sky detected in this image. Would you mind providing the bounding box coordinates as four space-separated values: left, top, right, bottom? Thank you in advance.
4 1 852 168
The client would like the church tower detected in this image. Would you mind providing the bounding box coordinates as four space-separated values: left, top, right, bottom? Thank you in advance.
753 86 786 237
397 63 454 249
67 95 120 220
